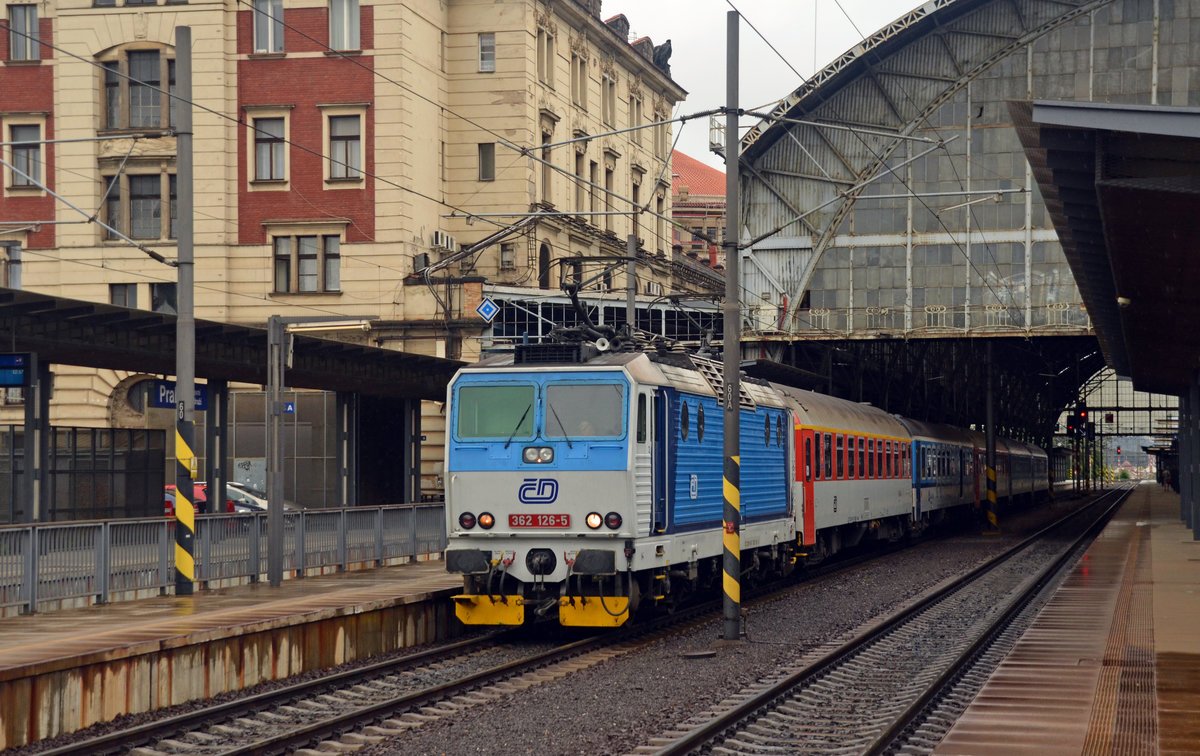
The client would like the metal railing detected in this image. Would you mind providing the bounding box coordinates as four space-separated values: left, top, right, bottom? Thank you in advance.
0 504 446 614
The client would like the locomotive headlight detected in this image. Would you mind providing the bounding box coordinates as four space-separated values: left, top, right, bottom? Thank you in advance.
478 512 495 529
523 446 554 464
459 512 476 529
605 511 622 530
586 512 603 529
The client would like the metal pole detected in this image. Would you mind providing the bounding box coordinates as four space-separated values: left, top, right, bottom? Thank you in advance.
984 341 998 532
173 26 196 596
721 9 742 642
267 315 285 586
626 234 637 336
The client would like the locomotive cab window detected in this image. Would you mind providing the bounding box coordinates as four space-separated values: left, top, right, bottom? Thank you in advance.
456 384 535 439
544 382 625 438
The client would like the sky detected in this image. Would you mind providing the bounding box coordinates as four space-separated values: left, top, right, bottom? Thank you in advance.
603 0 926 170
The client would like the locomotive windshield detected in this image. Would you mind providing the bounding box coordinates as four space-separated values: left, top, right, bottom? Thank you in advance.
456 384 535 439
543 383 625 438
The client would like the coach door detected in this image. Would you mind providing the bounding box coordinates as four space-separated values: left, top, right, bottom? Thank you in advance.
651 392 668 533
800 425 816 547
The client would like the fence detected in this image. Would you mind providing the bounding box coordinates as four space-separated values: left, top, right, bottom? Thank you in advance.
0 503 446 614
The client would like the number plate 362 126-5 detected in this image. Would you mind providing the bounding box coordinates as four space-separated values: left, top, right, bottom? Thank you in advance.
509 513 570 528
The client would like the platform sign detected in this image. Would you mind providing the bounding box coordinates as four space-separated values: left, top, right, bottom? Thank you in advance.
151 379 209 411
0 353 30 387
476 297 499 323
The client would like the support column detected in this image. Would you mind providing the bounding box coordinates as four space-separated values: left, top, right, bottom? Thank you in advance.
203 380 229 513
173 26 196 595
984 342 998 532
336 392 359 507
1191 376 1199 539
1182 389 1191 528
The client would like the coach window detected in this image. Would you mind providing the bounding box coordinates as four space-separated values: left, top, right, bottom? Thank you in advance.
804 438 812 481
877 441 883 477
847 436 855 478
867 439 874 478
835 434 844 478
886 441 892 477
824 433 832 478
680 401 689 441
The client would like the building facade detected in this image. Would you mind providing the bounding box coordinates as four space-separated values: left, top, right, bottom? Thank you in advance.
0 0 691 500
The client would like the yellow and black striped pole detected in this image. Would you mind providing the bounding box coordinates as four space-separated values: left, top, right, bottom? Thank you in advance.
723 455 741 640
173 26 196 596
175 428 196 593
720 9 742 643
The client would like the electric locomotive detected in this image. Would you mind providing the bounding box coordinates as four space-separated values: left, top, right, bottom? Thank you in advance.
444 342 796 627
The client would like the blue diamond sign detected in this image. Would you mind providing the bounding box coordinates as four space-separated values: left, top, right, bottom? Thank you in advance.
476 297 499 323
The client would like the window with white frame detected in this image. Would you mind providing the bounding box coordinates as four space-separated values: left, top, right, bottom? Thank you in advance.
329 0 359 51
102 170 176 241
536 26 554 86
601 72 616 126
254 0 285 54
328 114 361 180
478 32 495 72
0 243 21 289
629 95 642 145
478 143 495 181
7 5 37 62
273 233 342 293
654 118 667 158
101 48 175 131
7 124 39 187
571 53 587 108
253 117 286 181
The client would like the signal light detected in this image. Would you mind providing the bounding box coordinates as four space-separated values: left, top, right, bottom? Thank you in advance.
1079 409 1088 419
585 512 603 529
458 512 476 529
1117 446 1122 455
604 511 622 530
478 512 495 529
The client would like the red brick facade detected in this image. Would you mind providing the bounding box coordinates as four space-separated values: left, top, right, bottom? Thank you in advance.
236 8 376 244
0 16 56 249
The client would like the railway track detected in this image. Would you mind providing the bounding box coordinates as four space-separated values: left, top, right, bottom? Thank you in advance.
639 487 1130 756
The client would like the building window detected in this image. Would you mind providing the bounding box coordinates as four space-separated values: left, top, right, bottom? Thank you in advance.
102 171 175 241
654 120 667 158
630 95 643 145
254 0 285 54
329 0 359 51
601 73 615 126
151 282 177 314
254 118 285 180
540 132 552 203
571 53 587 108
537 27 554 87
655 194 665 256
478 32 495 73
574 150 585 212
478 143 495 181
110 283 137 308
1 244 22 289
328 114 361 180
100 48 174 132
7 5 37 61
273 234 342 293
8 124 39 187
604 165 613 231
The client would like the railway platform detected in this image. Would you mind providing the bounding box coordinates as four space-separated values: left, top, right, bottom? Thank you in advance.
0 557 462 749
936 480 1200 755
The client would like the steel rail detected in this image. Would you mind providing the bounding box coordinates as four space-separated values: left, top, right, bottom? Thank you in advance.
651 487 1130 755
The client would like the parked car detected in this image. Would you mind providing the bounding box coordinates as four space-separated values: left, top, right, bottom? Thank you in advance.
163 483 209 517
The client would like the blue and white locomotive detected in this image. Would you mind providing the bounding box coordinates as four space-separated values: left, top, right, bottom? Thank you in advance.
444 343 1048 628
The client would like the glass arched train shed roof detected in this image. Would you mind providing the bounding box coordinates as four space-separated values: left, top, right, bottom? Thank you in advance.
730 0 1186 439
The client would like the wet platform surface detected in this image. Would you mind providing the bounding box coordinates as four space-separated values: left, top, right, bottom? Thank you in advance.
936 481 1200 755
0 558 461 676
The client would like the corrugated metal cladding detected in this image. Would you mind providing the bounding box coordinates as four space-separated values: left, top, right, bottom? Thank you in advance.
740 0 1184 341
